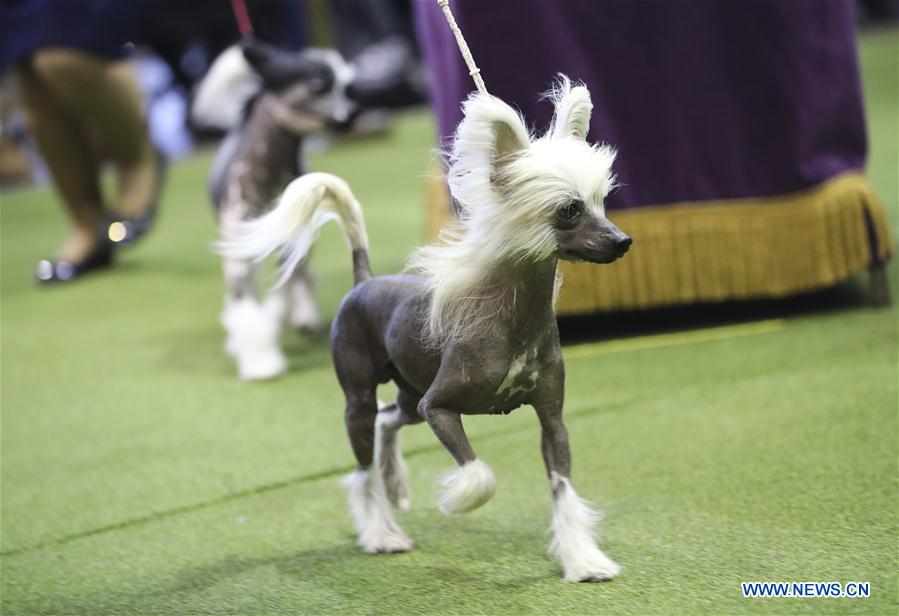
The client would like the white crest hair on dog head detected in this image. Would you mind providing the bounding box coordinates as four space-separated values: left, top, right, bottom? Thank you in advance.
408 76 617 347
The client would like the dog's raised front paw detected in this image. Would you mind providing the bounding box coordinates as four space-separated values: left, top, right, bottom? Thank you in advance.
438 459 496 514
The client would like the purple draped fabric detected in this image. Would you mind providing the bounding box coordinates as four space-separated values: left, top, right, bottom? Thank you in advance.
413 0 868 211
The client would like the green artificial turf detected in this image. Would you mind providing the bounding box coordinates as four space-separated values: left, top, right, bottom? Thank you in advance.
2 30 897 615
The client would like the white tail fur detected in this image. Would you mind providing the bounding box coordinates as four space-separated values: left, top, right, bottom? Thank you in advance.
216 172 368 287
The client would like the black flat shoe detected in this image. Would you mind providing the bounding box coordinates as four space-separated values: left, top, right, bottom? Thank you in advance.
35 243 113 284
106 151 167 249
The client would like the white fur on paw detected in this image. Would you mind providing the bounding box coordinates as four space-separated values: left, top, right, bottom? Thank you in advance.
438 459 496 514
235 346 287 381
222 297 287 380
360 527 413 554
343 470 412 554
549 472 620 582
561 550 621 582
222 298 287 381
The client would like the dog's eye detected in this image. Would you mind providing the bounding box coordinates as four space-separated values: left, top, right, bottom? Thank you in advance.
558 200 584 222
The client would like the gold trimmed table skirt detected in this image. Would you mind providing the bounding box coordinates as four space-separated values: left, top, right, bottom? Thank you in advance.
425 172 894 316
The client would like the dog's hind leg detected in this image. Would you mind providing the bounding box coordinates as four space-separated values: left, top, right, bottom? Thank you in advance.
418 398 496 515
263 257 319 333
334 323 412 553
534 386 620 582
376 390 423 510
343 391 413 553
285 258 321 331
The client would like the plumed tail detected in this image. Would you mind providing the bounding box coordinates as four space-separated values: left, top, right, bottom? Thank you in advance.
216 172 371 286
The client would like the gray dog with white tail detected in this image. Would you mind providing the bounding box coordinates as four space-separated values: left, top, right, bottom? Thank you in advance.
220 78 631 582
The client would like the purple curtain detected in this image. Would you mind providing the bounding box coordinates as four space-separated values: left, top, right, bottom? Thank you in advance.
414 0 868 211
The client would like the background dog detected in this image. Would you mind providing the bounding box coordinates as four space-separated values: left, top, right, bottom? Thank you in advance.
196 39 353 380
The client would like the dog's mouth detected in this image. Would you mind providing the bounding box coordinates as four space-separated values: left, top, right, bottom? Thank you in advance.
560 251 622 264
559 243 630 264
557 230 632 264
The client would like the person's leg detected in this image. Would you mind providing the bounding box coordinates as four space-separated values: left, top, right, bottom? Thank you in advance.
30 48 159 220
15 60 106 263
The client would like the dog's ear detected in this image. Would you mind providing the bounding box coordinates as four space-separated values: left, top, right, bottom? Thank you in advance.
241 38 278 74
491 116 528 167
549 77 592 141
456 94 530 177
448 94 530 205
241 38 332 92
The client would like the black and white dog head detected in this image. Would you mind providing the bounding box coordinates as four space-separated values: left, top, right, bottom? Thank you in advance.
191 38 356 134
240 38 357 132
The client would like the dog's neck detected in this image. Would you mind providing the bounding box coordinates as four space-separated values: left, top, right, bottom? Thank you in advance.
243 96 303 154
231 97 304 205
469 255 560 341
259 94 328 135
504 255 559 325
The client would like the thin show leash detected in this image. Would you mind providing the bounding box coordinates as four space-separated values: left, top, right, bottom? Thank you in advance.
225 0 485 127
437 0 488 95
229 0 484 96
230 0 254 38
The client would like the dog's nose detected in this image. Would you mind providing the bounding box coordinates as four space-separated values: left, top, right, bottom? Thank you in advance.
616 236 632 254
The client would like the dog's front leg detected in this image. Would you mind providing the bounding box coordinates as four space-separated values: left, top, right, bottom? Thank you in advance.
220 206 287 381
534 373 620 582
418 398 496 514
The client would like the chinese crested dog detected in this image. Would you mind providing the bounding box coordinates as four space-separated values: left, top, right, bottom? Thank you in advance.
199 39 354 380
220 78 631 581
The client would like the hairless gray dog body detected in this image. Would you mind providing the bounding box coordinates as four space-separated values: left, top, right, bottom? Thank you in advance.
221 78 630 581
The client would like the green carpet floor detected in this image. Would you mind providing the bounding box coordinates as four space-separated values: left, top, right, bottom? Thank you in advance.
2 30 896 615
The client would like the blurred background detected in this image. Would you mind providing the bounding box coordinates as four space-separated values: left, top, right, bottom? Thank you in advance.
1 1 897 614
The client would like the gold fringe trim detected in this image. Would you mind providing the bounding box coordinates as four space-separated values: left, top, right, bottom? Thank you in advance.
424 172 894 316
